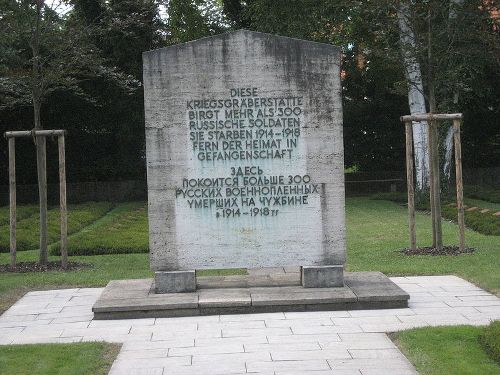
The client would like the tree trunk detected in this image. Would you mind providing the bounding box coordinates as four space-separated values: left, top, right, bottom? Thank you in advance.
36 134 48 264
397 0 429 196
32 0 49 264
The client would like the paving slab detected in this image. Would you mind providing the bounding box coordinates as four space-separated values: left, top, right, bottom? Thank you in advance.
2 275 498 375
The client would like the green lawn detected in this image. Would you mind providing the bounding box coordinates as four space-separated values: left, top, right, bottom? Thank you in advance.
346 198 500 295
392 325 500 375
0 197 499 313
0 202 114 252
0 251 152 313
0 342 120 375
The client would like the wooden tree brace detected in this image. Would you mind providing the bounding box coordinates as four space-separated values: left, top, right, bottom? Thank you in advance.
4 129 68 268
4 129 66 138
401 113 465 251
400 113 462 122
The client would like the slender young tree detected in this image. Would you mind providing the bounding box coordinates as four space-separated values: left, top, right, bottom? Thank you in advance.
0 0 140 264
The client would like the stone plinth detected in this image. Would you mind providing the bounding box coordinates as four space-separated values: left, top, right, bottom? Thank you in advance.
92 271 410 319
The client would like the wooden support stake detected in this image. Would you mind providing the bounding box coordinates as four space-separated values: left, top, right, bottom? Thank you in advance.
405 122 417 250
453 119 466 251
58 134 68 268
36 135 48 264
8 138 16 267
427 120 437 248
431 121 443 250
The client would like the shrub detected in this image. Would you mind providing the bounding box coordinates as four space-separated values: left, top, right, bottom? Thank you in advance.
441 205 500 236
479 321 500 363
465 186 500 204
371 192 408 204
0 202 114 252
0 205 39 227
372 192 500 236
50 202 148 256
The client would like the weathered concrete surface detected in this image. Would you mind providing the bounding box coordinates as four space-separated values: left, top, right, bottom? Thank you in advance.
155 270 196 293
197 266 301 289
92 271 409 319
302 265 344 288
143 30 345 272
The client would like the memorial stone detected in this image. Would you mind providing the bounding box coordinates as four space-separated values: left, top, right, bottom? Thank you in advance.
143 30 345 293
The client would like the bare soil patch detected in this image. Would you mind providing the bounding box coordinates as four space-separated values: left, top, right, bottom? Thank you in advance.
0 261 91 273
400 246 475 256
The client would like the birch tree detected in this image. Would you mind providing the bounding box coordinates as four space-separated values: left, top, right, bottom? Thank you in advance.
396 0 497 194
396 0 429 194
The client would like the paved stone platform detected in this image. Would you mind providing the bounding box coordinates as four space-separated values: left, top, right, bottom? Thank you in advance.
1 275 499 375
92 271 409 319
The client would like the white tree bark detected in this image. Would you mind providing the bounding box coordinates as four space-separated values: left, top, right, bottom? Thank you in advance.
442 126 454 178
443 0 465 179
397 0 429 192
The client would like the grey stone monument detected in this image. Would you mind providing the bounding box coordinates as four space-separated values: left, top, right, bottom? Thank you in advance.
143 30 345 293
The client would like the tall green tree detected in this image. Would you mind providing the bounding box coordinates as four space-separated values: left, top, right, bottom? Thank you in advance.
0 0 141 263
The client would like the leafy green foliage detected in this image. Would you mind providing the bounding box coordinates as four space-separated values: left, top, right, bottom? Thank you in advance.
393 326 500 375
0 202 113 252
168 0 227 43
480 321 500 364
0 0 141 109
0 0 154 184
0 342 120 375
50 202 148 255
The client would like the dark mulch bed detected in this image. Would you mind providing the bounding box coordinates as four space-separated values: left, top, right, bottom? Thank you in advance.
400 246 475 256
0 261 91 273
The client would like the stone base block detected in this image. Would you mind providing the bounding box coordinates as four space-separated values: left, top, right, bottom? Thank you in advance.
92 271 409 319
302 265 344 288
155 270 196 293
